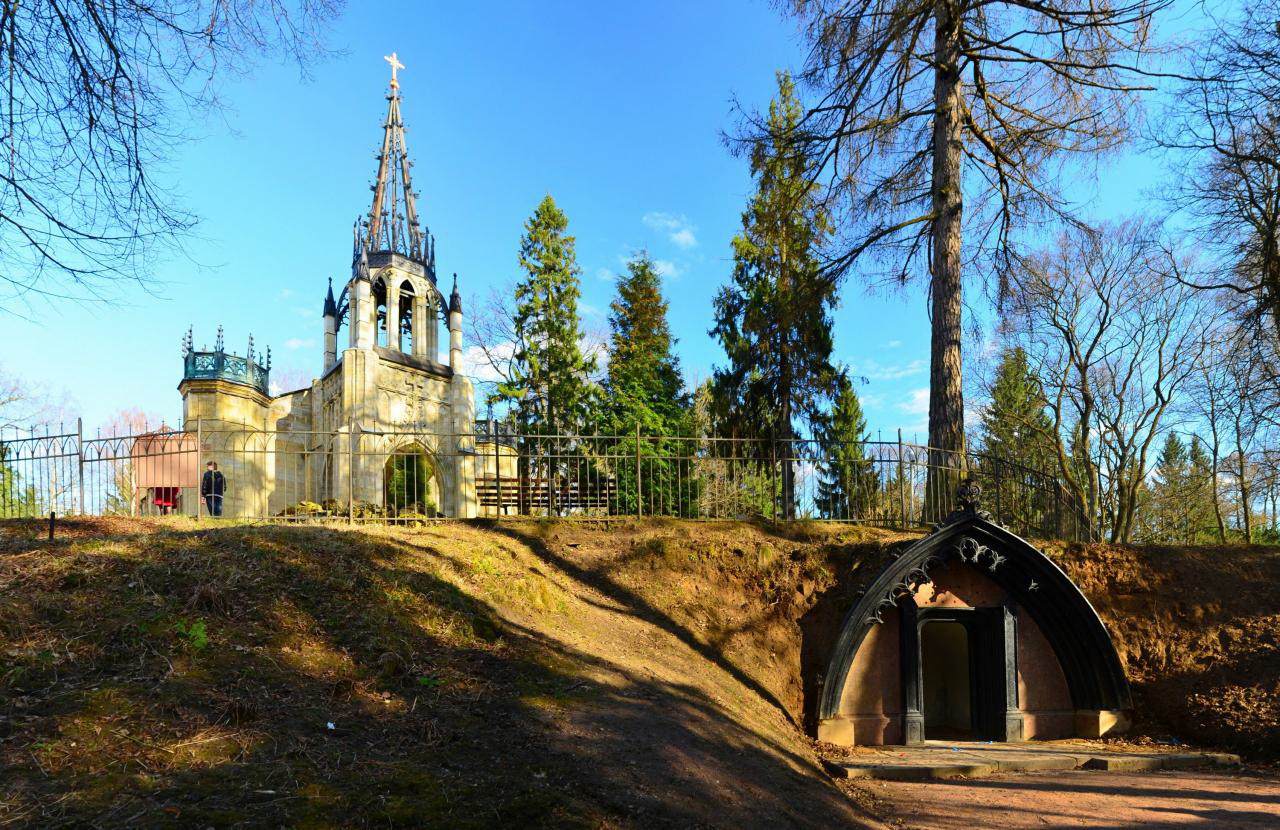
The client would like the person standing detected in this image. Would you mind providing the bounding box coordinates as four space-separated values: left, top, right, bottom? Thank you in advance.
201 461 225 517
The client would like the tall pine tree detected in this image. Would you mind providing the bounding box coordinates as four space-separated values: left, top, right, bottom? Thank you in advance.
815 373 878 520
711 71 838 518
603 254 691 515
499 195 595 435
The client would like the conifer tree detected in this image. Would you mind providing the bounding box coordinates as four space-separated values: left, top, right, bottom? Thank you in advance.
978 347 1058 531
603 254 691 514
711 71 838 518
815 373 878 520
1151 433 1188 541
500 195 596 435
1187 435 1225 542
603 254 688 434
980 347 1056 471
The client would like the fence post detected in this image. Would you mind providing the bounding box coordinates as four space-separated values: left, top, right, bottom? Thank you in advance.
76 417 85 516
492 419 502 518
635 422 642 520
195 418 202 518
348 420 355 525
898 429 907 531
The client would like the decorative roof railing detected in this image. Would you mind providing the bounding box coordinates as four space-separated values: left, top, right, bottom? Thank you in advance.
475 419 518 449
181 326 271 396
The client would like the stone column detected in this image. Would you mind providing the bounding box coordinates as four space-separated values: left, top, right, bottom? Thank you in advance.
351 279 374 351
448 307 463 371
323 314 337 370
385 281 400 351
411 292 427 359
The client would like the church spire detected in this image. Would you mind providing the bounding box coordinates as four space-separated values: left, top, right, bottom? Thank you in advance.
365 52 427 262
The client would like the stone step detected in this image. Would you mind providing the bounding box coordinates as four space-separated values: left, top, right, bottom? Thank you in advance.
823 746 1241 781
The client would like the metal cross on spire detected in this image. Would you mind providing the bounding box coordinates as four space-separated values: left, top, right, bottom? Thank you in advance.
384 52 404 89
361 53 434 270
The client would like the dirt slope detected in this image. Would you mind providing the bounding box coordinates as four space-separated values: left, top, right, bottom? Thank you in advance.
1045 541 1280 756
0 518 879 829
2 518 1276 828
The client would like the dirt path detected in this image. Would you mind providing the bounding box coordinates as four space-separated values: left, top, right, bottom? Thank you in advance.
848 768 1280 828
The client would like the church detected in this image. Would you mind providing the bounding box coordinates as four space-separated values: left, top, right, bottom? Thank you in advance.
177 55 488 519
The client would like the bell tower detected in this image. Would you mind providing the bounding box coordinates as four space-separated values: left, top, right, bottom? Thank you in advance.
315 53 476 517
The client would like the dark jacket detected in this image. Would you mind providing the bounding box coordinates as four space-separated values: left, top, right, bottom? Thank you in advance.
201 470 225 496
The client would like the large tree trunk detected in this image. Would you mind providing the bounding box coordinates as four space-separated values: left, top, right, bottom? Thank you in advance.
925 1 966 520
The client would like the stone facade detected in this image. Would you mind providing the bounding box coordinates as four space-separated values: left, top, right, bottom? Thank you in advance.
177 67 485 519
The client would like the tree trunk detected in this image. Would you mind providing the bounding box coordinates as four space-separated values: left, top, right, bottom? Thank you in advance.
1236 425 1252 543
779 356 795 520
925 0 966 519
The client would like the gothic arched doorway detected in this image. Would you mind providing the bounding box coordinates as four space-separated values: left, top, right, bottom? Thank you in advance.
817 484 1131 746
384 443 439 517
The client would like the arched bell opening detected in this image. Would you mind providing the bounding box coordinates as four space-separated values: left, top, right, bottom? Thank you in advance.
373 278 389 348
383 443 439 517
817 505 1131 747
396 279 415 353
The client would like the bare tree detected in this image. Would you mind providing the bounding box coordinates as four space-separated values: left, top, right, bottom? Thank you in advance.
1158 1 1280 346
0 1 341 309
774 0 1169 496
1009 219 1212 542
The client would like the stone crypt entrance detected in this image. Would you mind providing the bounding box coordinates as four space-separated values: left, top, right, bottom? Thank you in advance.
817 482 1132 747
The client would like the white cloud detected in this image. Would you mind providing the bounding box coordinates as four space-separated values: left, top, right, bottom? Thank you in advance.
595 267 615 283
653 259 683 279
579 302 604 318
642 212 699 249
284 337 316 350
856 358 926 381
459 342 513 384
896 387 930 416
670 227 697 249
885 339 902 349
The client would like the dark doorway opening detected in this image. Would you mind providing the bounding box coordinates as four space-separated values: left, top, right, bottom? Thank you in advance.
911 607 1016 742
921 620 972 740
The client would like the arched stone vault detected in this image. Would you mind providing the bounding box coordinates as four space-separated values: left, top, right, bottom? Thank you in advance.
819 492 1131 745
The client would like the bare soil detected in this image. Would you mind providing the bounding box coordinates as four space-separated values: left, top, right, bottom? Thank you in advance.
841 768 1280 828
2 517 1277 828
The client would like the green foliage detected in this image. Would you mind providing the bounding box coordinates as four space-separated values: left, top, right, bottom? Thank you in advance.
1144 433 1222 543
0 441 39 518
499 195 597 436
711 72 839 517
977 347 1061 529
602 253 695 514
173 618 208 653
384 451 436 516
980 347 1056 470
815 373 878 520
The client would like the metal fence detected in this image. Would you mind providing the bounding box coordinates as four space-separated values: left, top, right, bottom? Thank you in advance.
0 421 1092 540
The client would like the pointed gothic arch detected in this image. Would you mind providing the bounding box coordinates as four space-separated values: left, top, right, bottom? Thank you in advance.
818 489 1131 746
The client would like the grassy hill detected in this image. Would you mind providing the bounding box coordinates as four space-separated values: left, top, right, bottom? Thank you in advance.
1 518 1276 827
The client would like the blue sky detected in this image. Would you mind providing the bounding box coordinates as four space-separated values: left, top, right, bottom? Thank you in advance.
0 0 1207 438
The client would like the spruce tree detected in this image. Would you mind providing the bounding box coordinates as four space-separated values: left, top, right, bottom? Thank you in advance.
603 254 688 434
979 346 1057 532
1187 435 1223 542
815 373 878 520
980 347 1056 471
1151 433 1188 541
500 195 595 435
603 253 691 514
711 71 838 518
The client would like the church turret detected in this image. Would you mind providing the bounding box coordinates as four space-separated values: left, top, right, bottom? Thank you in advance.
448 273 463 371
322 279 338 370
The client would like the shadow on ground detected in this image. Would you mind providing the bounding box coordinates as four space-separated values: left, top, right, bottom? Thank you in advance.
0 520 874 828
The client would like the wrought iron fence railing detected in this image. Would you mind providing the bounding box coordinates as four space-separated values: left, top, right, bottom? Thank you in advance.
0 421 1093 540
